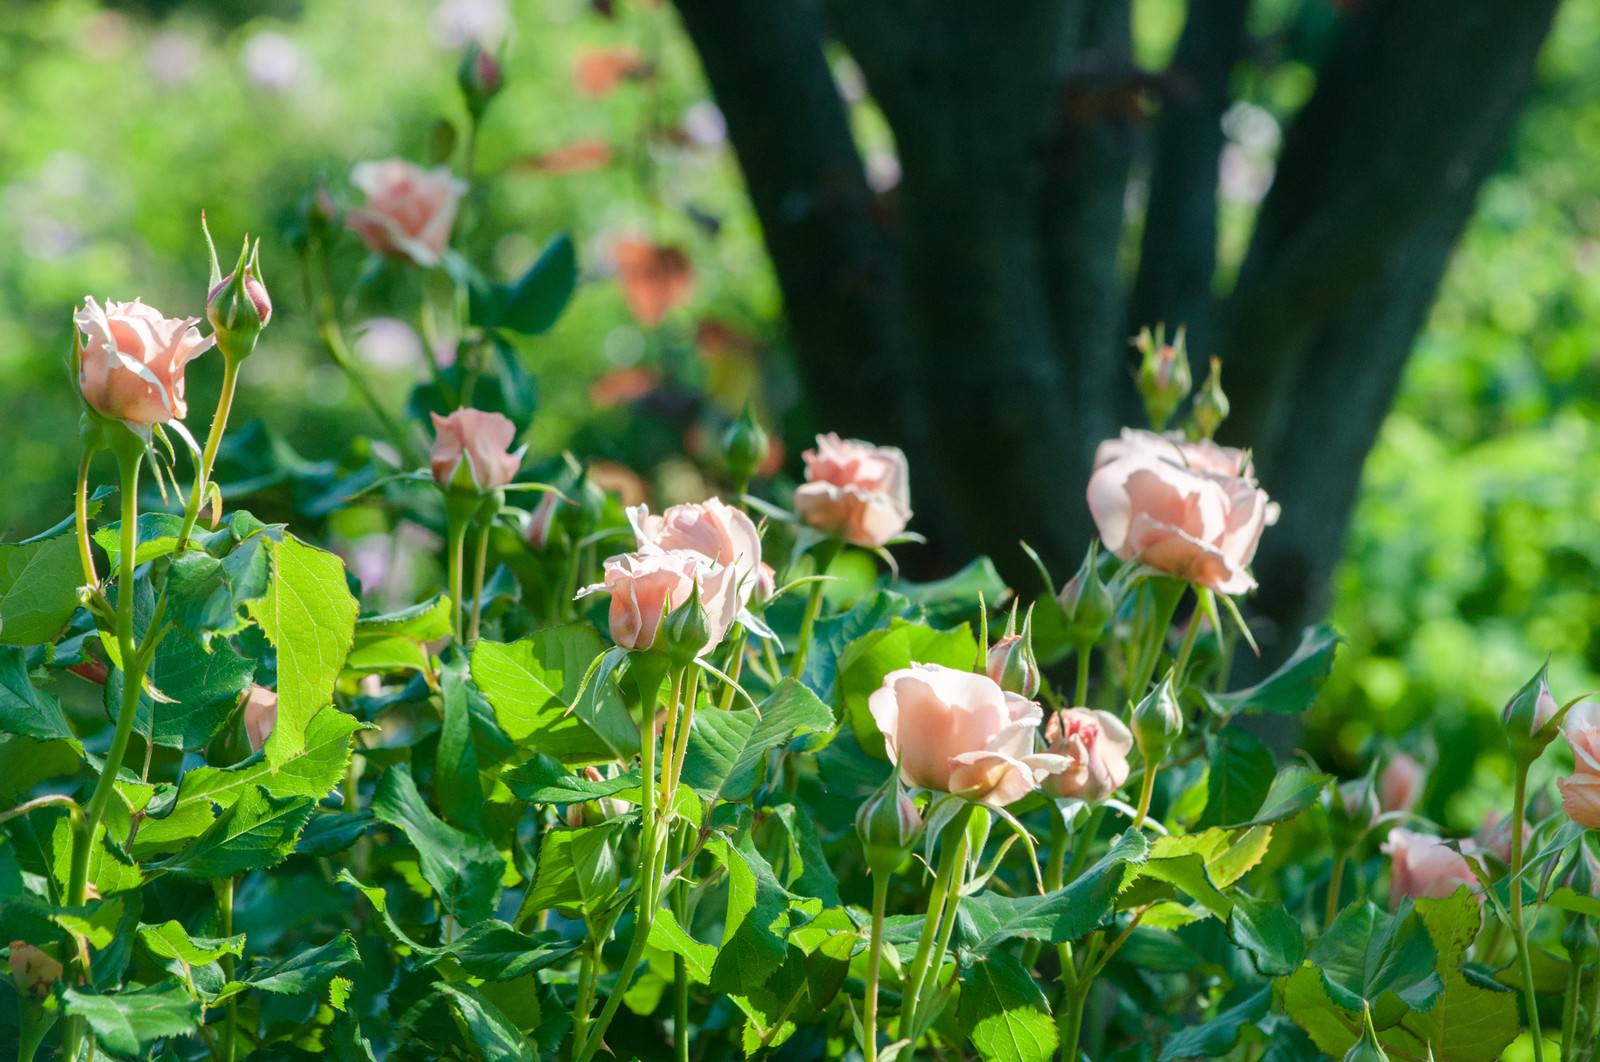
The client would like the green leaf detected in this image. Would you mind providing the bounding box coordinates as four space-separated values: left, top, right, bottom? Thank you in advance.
494 233 577 336
0 646 74 742
132 707 362 856
166 537 269 641
92 513 184 566
1399 888 1519 1062
1158 985 1271 1060
892 557 1007 625
371 762 504 923
346 593 452 674
0 531 84 645
1238 767 1331 827
1196 726 1274 829
650 906 719 984
248 533 358 766
152 785 315 878
957 951 1058 1062
1121 827 1271 919
680 678 835 802
116 627 256 750
434 982 536 1062
525 822 621 917
960 830 1148 951
502 754 641 804
215 931 360 1003
471 626 636 764
437 659 485 831
138 920 245 966
1229 892 1304 976
1298 901 1442 1030
1206 625 1339 716
707 836 815 994
62 979 200 1055
840 620 978 759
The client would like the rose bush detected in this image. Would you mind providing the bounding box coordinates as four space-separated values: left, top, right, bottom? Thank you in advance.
4 38 1599 1062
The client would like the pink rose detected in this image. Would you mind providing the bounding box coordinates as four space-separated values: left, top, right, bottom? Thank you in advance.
1381 828 1480 907
627 498 763 605
430 409 524 492
1474 811 1519 865
1379 752 1424 813
576 549 741 653
525 491 561 550
868 663 1065 808
75 297 215 426
1086 428 1278 595
1042 708 1134 802
793 433 912 548
1560 702 1600 830
243 685 277 754
1559 775 1600 830
346 159 467 267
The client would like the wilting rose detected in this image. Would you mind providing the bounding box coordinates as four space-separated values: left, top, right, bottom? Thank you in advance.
576 549 740 653
7 941 63 999
793 433 912 547
243 685 277 754
627 498 763 605
346 159 467 267
1041 708 1134 803
1086 428 1278 595
1382 828 1480 907
75 297 215 425
868 664 1065 808
430 409 524 492
1379 752 1424 813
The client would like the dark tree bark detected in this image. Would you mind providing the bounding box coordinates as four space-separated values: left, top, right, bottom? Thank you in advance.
673 0 1562 659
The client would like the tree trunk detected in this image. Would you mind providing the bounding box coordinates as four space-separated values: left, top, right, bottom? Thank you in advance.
673 0 1562 654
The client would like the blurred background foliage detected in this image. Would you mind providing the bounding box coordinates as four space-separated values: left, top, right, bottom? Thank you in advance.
1 0 1597 832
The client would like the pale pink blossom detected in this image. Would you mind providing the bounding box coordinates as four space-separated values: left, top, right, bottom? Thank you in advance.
346 160 466 267
793 433 911 547
1041 708 1134 803
75 297 214 425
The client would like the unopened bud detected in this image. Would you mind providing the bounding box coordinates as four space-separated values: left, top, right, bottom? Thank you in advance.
204 217 271 361
1190 357 1229 440
564 766 628 828
1501 662 1560 764
856 783 923 875
1059 541 1114 648
8 941 62 1000
1131 673 1184 764
458 42 504 119
1134 324 1191 432
1342 1005 1389 1062
1327 775 1379 852
986 606 1040 698
663 579 712 668
721 403 770 488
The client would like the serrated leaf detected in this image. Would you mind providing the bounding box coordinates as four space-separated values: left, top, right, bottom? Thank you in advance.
434 982 536 1062
526 822 621 917
472 626 636 764
62 979 200 1055
214 931 359 1003
0 531 84 646
680 678 835 803
957 950 1057 1062
892 557 1007 625
0 645 74 742
139 920 245 966
346 593 452 674
959 830 1148 951
502 754 641 804
707 836 814 994
437 658 485 831
1307 901 1442 1027
249 533 358 766
1238 767 1331 827
1399 888 1519 1062
166 538 269 640
840 620 978 759
1196 726 1274 829
153 785 314 878
114 626 255 750
371 763 503 923
650 906 719 984
1230 892 1304 976
1207 625 1338 716
1158 985 1271 1060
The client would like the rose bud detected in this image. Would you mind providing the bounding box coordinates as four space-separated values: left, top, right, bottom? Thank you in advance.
626 498 763 611
429 409 525 494
985 606 1040 699
1501 662 1561 764
1378 752 1424 814
662 578 713 668
1327 775 1380 852
720 403 769 489
458 41 503 119
74 297 215 428
524 491 562 551
1189 356 1229 441
7 941 63 1000
867 663 1066 808
346 159 467 268
242 685 278 754
205 225 271 362
1134 324 1192 432
1059 541 1114 648
1042 708 1133 803
1131 673 1184 765
1343 1005 1389 1062
1381 828 1480 907
558 467 609 543
1086 428 1278 596
856 782 923 875
793 433 912 548
576 550 740 654
564 766 628 828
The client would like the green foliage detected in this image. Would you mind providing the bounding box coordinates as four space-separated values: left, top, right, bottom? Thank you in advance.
0 532 82 646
